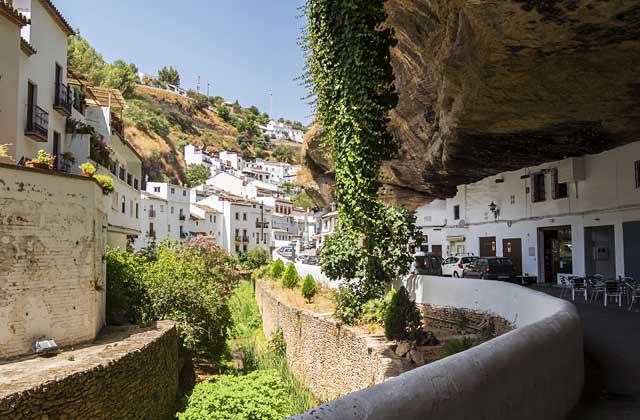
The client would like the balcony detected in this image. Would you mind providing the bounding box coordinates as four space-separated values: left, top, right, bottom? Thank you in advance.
53 83 73 116
242 236 250 242
179 214 186 221
256 221 269 229
149 210 157 218
25 105 49 142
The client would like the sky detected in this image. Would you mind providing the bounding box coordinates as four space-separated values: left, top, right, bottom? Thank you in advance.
55 0 312 124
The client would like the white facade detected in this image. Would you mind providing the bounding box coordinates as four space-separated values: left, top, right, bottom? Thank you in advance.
246 158 301 185
188 203 223 243
219 151 245 174
184 144 222 174
261 120 304 143
417 141 640 283
314 210 338 248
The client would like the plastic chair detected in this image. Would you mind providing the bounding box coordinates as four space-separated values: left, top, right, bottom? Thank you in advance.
588 275 605 302
571 278 588 302
558 276 572 298
604 281 623 307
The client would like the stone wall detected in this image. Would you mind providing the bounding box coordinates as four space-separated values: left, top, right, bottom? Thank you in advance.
0 321 180 420
255 280 411 399
0 164 107 359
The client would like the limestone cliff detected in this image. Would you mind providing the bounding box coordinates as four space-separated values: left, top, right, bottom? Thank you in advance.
303 0 640 208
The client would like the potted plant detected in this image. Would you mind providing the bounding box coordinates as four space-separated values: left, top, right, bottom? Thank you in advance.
26 150 55 170
93 174 114 194
79 162 96 177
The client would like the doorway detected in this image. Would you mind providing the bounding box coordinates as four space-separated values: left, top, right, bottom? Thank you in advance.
52 131 60 171
503 238 522 275
479 236 496 257
623 221 640 281
585 225 616 279
431 244 442 257
540 226 573 283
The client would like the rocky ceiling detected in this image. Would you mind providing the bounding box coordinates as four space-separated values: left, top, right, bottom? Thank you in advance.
304 0 640 209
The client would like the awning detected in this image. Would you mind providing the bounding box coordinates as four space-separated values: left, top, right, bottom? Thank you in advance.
447 236 466 242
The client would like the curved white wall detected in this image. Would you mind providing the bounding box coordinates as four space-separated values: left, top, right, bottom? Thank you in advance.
289 275 583 420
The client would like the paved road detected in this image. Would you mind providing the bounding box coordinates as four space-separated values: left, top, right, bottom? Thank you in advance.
532 285 640 419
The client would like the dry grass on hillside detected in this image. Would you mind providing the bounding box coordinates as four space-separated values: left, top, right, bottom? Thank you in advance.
266 278 336 315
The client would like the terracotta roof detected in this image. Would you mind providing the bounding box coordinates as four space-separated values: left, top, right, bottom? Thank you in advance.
38 0 74 36
20 38 36 55
190 213 205 221
141 191 168 202
0 1 30 27
322 211 338 218
194 203 220 214
86 86 126 108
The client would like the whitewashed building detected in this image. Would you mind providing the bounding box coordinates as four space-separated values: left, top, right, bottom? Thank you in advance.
417 141 640 284
219 151 245 175
184 144 222 174
314 210 338 248
188 203 223 243
260 120 304 143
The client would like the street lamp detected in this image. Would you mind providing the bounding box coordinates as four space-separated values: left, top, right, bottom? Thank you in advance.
488 201 499 220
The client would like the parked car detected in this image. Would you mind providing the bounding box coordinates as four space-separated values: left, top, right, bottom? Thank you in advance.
462 257 516 282
279 247 295 259
409 252 442 276
296 255 320 265
442 255 479 278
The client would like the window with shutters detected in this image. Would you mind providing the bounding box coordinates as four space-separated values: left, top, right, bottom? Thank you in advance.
552 168 568 199
532 173 546 203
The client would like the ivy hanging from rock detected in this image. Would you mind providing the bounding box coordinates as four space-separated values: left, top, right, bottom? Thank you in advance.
304 0 420 300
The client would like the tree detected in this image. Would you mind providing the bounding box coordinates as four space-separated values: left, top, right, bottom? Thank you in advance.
384 286 422 341
292 192 315 210
301 275 319 302
67 34 107 86
272 144 297 164
248 105 260 116
218 105 231 122
158 66 180 86
281 263 300 289
185 164 210 187
103 60 139 98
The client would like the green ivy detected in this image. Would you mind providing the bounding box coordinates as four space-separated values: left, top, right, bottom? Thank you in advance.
304 0 420 301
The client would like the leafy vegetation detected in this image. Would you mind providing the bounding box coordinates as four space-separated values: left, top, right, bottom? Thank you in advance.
438 336 477 358
270 259 285 278
281 263 300 289
301 274 319 302
158 65 180 86
305 0 420 303
123 98 171 137
105 248 147 325
361 289 396 325
239 248 270 270
185 164 210 187
333 285 363 325
293 191 315 209
384 286 422 341
93 174 114 194
272 144 299 164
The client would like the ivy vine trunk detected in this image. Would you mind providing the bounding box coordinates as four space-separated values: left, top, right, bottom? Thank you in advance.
305 0 421 300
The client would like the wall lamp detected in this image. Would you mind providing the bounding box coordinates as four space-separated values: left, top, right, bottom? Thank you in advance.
488 201 500 220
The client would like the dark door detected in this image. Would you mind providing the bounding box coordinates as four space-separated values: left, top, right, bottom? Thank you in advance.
431 244 442 257
585 226 616 279
623 221 640 281
52 132 60 170
27 81 36 123
479 237 496 257
503 238 522 275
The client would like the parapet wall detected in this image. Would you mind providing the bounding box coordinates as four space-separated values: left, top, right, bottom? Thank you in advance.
0 164 107 359
290 276 584 420
255 280 411 399
0 321 180 420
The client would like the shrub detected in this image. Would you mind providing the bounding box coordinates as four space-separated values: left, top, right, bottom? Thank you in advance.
143 239 238 357
281 263 300 289
333 285 362 325
185 164 210 187
384 286 422 341
438 336 476 358
361 289 395 325
93 174 114 194
177 370 289 420
251 264 270 282
270 259 285 278
301 274 319 302
105 248 148 325
79 162 96 175
269 327 286 357
229 281 262 339
241 248 270 270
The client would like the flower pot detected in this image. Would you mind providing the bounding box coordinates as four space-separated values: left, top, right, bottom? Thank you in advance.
82 170 93 177
26 161 52 170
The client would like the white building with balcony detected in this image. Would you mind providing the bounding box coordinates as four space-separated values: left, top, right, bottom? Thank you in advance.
184 144 222 174
260 120 304 143
417 140 640 284
188 203 223 243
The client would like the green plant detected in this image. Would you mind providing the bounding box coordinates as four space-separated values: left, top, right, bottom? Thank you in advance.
301 274 319 302
89 134 114 168
79 162 96 175
217 105 231 122
361 289 395 325
185 163 210 187
333 285 362 325
305 0 421 303
438 336 476 358
270 259 285 278
292 191 315 209
105 248 148 325
240 248 270 270
143 239 238 357
229 281 262 340
251 264 271 283
158 65 180 86
384 286 422 341
177 370 289 420
269 327 286 357
27 150 55 168
93 174 114 194
281 263 300 289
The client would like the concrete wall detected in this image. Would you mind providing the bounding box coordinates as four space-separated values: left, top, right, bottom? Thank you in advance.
0 14 21 164
255 281 412 399
0 164 107 358
0 321 180 420
290 275 583 420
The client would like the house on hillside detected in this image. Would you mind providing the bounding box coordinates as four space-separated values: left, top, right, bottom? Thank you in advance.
184 144 222 174
417 141 640 284
189 203 223 243
260 120 304 143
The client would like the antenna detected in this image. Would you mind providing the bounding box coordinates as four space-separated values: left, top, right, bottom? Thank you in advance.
269 89 273 119
196 76 201 93
207 81 210 97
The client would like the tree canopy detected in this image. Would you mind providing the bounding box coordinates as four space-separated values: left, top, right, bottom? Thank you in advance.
158 66 181 86
185 164 211 187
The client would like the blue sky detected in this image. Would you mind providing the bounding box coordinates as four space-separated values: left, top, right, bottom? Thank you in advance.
55 0 312 124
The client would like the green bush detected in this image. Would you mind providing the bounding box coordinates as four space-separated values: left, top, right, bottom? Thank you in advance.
177 370 289 420
251 264 271 282
105 248 148 325
281 263 300 289
143 239 238 357
333 285 362 325
124 98 171 137
93 174 114 194
270 259 285 278
361 289 396 325
438 336 476 358
384 286 422 341
241 248 270 270
301 274 319 302
269 327 286 357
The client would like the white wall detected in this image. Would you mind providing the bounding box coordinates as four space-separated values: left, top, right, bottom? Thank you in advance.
0 15 21 164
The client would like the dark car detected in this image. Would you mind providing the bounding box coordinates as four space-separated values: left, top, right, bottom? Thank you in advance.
462 257 516 282
410 252 443 276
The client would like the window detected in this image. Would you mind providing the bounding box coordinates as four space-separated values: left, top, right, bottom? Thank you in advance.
243 245 247 252
154 186 160 193
171 187 175 194
235 228 239 239
209 215 213 222
134 178 139 190
552 168 568 199
171 206 174 214
160 205 165 213
510 195 516 205
127 173 132 186
183 190 186 197
243 213 247 221
243 229 247 239
453 205 460 220
235 212 239 220
149 222 154 233
119 166 126 181
235 245 240 253
214 215 217 223
168 224 171 232
532 173 546 203
635 161 640 188
121 195 126 214
129 200 133 217
135 203 139 219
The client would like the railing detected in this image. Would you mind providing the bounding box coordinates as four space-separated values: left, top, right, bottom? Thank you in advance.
149 210 156 218
242 236 250 242
256 221 269 229
25 105 49 141
54 82 73 115
179 214 186 221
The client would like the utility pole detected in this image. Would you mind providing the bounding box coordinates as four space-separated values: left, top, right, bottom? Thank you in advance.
269 89 273 119
207 81 210 97
196 76 201 93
